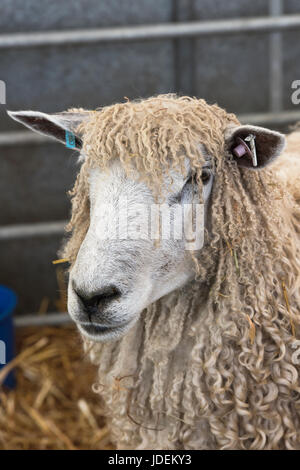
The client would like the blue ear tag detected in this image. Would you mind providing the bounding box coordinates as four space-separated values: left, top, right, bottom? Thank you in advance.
65 130 76 149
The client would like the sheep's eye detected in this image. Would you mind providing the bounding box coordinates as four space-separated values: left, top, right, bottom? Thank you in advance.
170 174 194 203
201 168 211 185
185 175 193 186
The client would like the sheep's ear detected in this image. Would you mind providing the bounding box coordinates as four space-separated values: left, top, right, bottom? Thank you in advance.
225 124 286 169
7 110 90 151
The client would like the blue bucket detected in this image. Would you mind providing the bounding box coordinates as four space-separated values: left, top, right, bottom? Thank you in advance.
0 286 17 388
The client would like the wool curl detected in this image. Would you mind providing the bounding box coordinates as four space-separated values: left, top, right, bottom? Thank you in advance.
62 95 300 450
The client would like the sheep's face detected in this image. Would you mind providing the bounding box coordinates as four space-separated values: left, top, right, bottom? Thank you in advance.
68 157 213 341
8 106 285 343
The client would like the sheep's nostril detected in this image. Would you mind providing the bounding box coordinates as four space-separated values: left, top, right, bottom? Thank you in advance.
74 285 121 315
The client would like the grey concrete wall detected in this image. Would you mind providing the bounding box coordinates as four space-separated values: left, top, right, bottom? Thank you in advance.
1 0 300 314
0 235 63 314
0 0 173 33
193 0 269 113
0 142 76 225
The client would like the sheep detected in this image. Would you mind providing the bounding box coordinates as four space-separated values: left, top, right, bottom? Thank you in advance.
8 95 300 450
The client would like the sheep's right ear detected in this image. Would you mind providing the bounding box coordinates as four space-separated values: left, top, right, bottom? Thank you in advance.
225 124 286 170
7 110 91 151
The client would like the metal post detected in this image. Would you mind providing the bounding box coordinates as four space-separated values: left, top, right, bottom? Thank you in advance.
269 0 283 112
173 0 196 96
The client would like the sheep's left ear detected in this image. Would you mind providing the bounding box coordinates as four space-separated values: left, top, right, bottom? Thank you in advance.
7 110 91 151
225 124 286 169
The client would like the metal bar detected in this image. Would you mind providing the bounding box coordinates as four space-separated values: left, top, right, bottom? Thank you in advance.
14 312 71 327
0 131 53 146
0 221 66 240
1 15 300 49
269 0 283 112
1 110 300 150
238 110 300 126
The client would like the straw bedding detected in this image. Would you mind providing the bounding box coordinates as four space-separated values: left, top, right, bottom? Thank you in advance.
0 325 112 450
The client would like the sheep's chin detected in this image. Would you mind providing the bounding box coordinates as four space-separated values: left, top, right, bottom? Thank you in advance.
76 318 137 343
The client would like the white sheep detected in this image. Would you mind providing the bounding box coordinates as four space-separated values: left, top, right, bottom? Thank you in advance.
9 95 300 449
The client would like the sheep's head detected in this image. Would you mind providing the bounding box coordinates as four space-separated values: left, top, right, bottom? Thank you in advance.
8 96 285 342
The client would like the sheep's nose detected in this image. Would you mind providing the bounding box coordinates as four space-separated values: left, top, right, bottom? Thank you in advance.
74 285 121 317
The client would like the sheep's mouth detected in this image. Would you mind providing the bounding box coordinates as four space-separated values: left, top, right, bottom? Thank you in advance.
77 320 133 341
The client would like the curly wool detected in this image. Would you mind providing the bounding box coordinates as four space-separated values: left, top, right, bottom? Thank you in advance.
62 95 300 449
